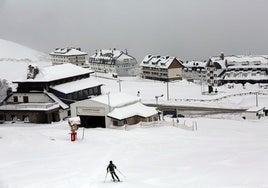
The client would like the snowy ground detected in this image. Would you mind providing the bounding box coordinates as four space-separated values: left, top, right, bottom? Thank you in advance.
0 117 268 188
92 74 268 110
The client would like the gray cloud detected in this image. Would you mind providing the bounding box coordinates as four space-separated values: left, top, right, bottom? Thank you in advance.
0 0 268 62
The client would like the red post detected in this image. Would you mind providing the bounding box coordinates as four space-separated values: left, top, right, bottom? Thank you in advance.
71 132 77 141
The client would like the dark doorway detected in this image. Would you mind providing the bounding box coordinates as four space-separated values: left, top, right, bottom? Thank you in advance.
79 116 105 128
23 96 29 103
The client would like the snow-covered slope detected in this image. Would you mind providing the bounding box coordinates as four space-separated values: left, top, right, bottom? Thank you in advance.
0 117 268 187
0 39 51 82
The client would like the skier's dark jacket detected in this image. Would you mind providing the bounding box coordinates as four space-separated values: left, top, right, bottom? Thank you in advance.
107 163 116 172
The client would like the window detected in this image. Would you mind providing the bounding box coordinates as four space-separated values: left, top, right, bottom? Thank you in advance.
88 89 93 95
13 96 18 102
93 87 98 93
23 96 29 103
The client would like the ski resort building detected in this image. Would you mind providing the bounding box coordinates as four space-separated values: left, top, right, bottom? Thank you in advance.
182 60 208 82
89 49 138 76
50 47 88 67
0 91 69 123
140 55 184 81
70 92 158 128
0 63 103 124
206 53 268 88
12 63 102 103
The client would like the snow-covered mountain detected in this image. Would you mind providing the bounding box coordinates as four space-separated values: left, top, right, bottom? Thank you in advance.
0 39 52 82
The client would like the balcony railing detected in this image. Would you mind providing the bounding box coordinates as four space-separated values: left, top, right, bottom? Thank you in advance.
0 103 59 110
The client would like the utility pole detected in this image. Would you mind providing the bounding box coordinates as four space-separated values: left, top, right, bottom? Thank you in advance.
201 76 203 94
107 92 111 112
118 78 122 92
256 92 258 107
166 81 169 101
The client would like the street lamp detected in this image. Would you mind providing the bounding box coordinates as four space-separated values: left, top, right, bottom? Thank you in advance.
155 94 164 106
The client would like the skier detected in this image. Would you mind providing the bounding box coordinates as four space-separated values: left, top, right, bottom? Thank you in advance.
107 161 120 182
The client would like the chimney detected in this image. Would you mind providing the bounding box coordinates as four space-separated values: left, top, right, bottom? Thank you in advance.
220 52 224 60
27 65 39 79
125 49 128 55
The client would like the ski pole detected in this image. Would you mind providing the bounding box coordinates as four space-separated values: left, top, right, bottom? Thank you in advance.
104 171 108 183
116 168 126 178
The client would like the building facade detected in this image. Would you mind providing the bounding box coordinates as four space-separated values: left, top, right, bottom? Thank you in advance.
50 47 88 67
206 53 268 87
0 92 68 123
89 49 138 76
140 55 184 81
182 60 207 82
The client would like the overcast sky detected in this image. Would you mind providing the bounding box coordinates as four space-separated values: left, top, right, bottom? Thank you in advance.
1 0 268 62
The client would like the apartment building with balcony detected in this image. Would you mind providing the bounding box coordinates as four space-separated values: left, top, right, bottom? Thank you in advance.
140 55 183 81
206 53 268 87
50 47 88 67
89 49 138 76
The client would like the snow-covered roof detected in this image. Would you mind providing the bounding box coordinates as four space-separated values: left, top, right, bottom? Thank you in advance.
45 92 69 109
50 48 87 56
182 61 207 68
246 106 265 112
226 62 268 69
224 74 268 81
50 78 102 94
210 55 268 69
90 49 134 61
107 102 158 120
91 92 140 108
140 55 182 69
13 63 93 82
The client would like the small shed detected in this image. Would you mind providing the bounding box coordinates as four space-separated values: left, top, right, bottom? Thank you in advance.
107 102 158 126
70 92 158 128
243 107 265 120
